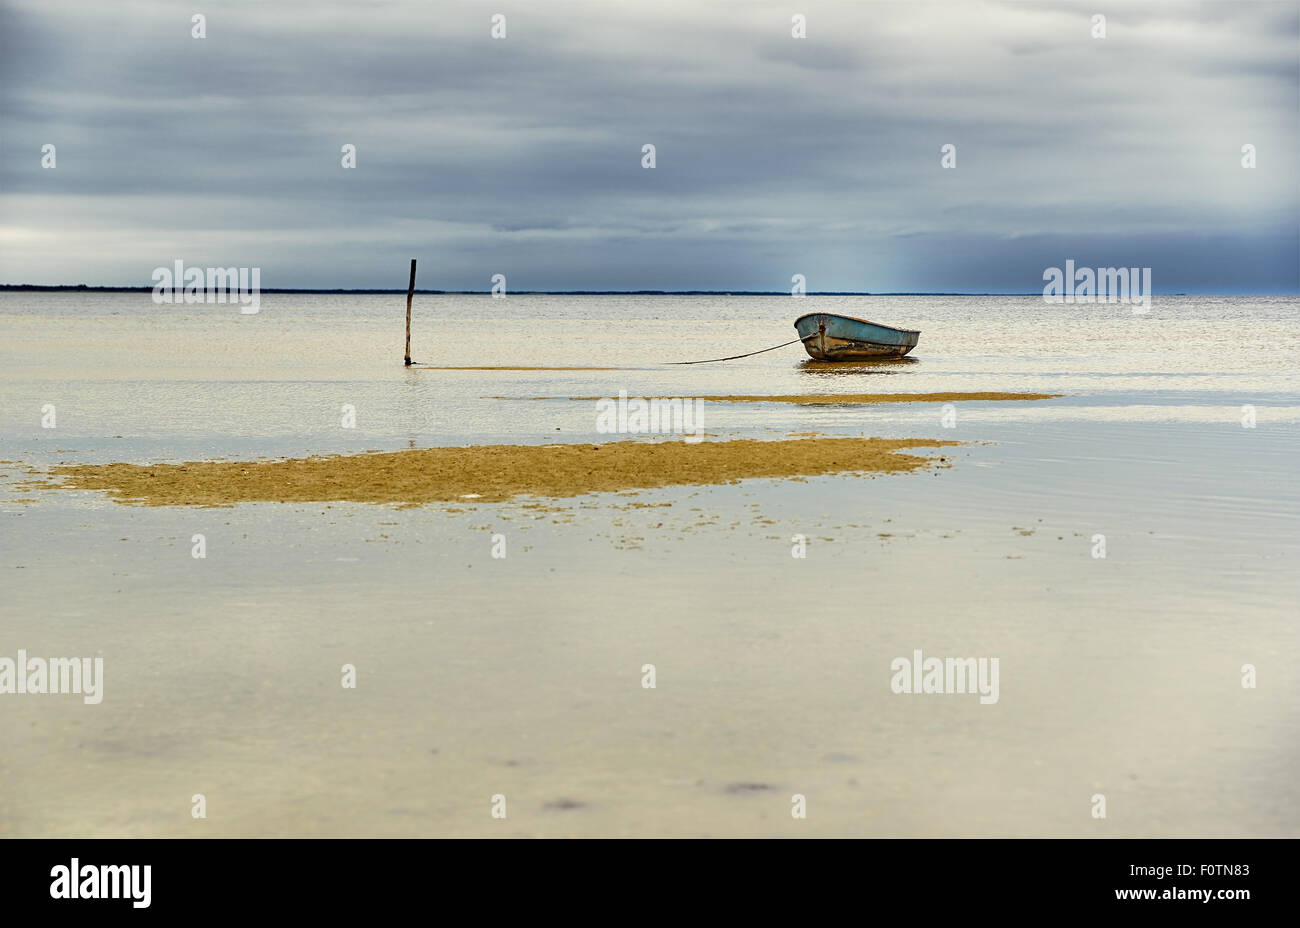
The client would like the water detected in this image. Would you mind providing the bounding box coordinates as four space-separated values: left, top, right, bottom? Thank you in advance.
1 293 1297 836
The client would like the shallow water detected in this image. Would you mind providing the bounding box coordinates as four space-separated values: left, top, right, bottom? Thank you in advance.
1 293 1297 836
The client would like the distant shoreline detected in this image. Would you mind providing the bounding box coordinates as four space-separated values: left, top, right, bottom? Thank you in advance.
0 285 1228 296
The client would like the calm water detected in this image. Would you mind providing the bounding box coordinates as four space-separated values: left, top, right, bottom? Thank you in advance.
1 293 1298 836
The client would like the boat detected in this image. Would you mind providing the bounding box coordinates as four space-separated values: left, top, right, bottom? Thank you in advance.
794 312 920 360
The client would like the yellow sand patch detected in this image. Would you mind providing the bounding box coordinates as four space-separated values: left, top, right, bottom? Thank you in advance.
416 366 621 371
520 392 1060 404
44 437 960 507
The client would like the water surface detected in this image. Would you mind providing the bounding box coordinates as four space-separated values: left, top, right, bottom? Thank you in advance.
1 293 1296 836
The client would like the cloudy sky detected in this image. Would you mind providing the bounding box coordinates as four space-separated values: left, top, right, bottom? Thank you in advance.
1 0 1296 291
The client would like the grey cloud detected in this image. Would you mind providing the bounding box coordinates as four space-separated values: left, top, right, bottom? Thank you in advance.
0 0 1295 291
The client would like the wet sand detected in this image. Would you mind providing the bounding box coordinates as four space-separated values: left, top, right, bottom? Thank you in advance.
43 437 960 507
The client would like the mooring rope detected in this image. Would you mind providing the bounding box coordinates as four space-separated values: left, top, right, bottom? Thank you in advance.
407 335 815 368
668 333 816 365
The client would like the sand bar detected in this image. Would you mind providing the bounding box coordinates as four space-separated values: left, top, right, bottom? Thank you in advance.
522 392 1061 405
43 437 960 507
417 366 622 371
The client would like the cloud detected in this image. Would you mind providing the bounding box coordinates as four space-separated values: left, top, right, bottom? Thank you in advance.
0 0 1295 291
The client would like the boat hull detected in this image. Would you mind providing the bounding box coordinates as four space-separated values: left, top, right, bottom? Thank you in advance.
794 313 920 361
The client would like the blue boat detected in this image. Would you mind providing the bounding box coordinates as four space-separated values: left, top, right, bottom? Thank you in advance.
794 312 920 360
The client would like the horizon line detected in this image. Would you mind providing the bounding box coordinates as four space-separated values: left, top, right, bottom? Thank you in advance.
4 285 1292 297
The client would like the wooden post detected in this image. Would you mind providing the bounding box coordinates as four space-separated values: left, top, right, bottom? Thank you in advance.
404 258 416 366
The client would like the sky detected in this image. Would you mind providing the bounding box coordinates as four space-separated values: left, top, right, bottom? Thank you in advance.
1 0 1297 292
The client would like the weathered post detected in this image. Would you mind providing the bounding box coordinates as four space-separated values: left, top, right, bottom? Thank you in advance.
404 258 416 366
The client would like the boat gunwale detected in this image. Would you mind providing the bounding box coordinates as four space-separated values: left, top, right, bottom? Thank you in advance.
793 312 920 336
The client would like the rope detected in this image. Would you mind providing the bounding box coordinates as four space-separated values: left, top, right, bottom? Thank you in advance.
668 333 815 365
407 335 814 369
